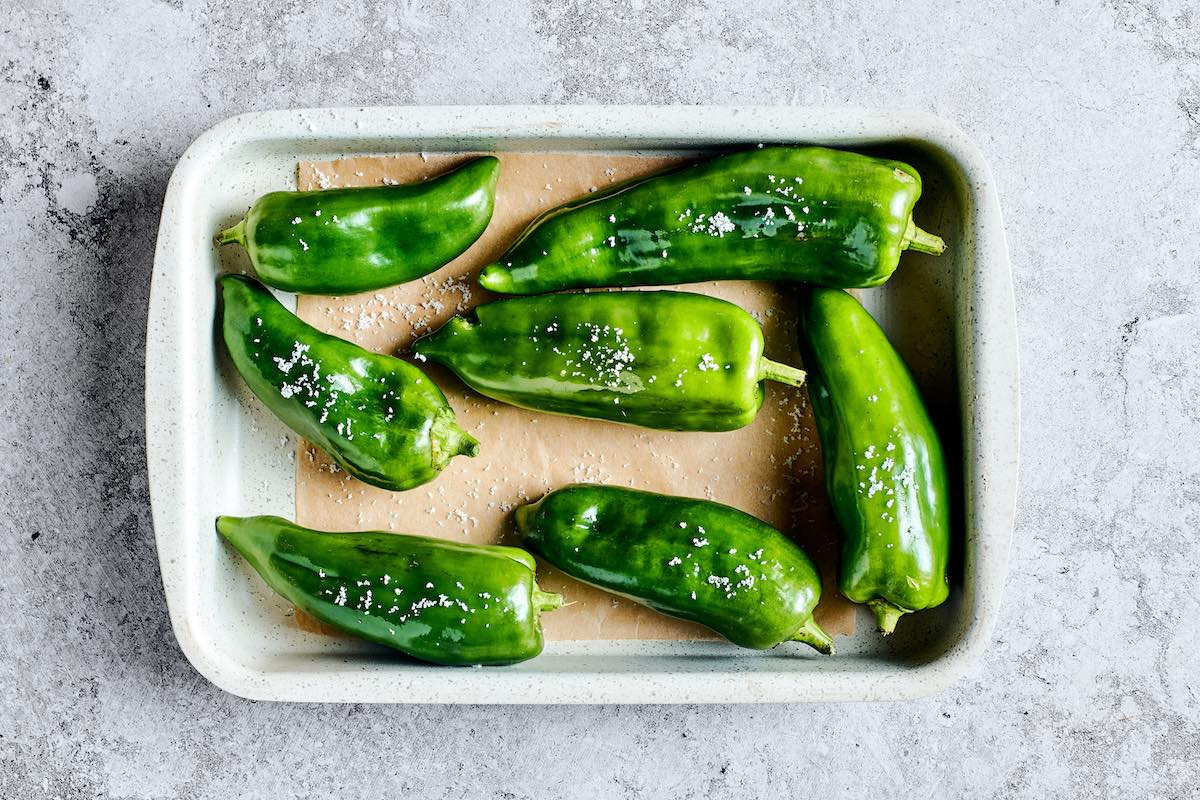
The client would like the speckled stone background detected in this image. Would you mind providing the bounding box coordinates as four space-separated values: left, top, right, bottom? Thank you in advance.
2 1 1198 797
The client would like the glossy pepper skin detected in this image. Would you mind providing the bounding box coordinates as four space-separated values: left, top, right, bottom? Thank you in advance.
217 516 562 666
516 485 833 654
478 147 943 295
411 290 806 432
218 156 499 295
219 275 478 491
797 288 950 634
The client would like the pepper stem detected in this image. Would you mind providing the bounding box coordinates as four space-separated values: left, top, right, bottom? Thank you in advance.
759 357 807 388
868 598 910 635
217 218 247 247
448 426 481 459
431 415 481 463
791 617 835 655
903 218 946 255
533 589 564 614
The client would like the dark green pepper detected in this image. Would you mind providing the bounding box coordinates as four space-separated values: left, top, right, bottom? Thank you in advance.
411 290 806 432
796 288 950 634
217 516 562 666
219 274 478 491
478 147 943 295
516 485 833 654
218 156 499 295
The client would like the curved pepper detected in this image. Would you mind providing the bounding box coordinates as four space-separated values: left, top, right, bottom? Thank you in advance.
219 274 478 491
217 516 562 666
478 147 942 295
411 290 806 432
218 156 499 295
796 288 950 634
516 485 833 654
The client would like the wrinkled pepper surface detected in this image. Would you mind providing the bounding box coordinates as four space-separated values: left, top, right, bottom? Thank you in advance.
516 485 833 654
411 290 806 432
797 288 950 634
217 516 562 665
219 274 478 491
219 156 499 295
478 146 942 295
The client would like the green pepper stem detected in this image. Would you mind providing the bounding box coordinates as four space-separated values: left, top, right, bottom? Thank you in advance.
533 589 564 613
868 598 910 635
903 218 946 255
431 415 481 463
448 427 481 459
217 219 247 247
791 617 835 655
759 357 807 388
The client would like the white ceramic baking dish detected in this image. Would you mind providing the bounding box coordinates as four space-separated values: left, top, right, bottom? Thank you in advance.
146 106 1017 703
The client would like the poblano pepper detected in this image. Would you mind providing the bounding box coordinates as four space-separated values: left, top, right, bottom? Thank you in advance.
796 288 950 634
478 146 943 295
411 290 806 432
219 274 478 491
516 485 833 655
218 156 499 295
217 516 562 666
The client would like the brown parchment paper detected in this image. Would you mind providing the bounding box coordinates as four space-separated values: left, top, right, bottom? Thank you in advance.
293 152 855 641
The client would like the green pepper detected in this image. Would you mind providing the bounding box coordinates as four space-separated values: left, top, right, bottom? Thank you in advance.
219 274 478 491
516 485 833 654
216 516 562 666
411 290 806 432
796 288 950 634
477 147 943 295
218 156 499 295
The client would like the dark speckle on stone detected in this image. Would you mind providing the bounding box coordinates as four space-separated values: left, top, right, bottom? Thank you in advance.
1121 316 1140 342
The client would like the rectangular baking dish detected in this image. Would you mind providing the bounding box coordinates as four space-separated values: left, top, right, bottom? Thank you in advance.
146 106 1018 703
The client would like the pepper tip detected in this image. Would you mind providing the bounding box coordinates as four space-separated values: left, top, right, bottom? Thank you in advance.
477 264 512 293
215 515 237 538
792 617 835 655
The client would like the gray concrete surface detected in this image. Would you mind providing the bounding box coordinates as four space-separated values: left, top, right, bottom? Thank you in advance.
2 1 1198 797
